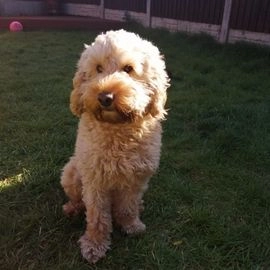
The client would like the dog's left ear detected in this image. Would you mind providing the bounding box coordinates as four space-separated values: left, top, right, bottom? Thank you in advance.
148 60 170 120
141 40 170 120
149 86 168 120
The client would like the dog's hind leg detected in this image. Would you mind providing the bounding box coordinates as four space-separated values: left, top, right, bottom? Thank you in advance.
60 158 84 217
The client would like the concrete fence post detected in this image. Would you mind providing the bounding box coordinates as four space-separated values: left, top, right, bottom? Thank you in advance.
146 0 151 27
219 0 233 43
100 0 105 19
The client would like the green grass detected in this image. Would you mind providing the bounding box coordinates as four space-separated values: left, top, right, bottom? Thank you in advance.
0 27 270 269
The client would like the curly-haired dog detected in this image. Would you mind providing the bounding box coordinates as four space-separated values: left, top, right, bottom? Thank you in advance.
60 29 170 263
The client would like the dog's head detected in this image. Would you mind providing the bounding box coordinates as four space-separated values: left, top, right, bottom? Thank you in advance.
70 30 170 123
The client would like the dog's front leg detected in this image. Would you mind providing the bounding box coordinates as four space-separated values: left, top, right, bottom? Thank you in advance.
112 188 146 235
79 189 112 264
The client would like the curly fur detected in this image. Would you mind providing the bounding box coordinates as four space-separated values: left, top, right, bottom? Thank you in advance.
60 29 170 264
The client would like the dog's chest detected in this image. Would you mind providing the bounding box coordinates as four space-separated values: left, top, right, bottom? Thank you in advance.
75 118 161 183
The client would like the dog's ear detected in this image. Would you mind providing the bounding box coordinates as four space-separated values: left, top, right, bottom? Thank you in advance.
148 68 170 120
70 71 86 117
141 42 170 120
149 86 168 120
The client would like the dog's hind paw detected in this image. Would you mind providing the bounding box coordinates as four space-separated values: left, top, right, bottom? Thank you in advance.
78 234 110 264
62 201 84 217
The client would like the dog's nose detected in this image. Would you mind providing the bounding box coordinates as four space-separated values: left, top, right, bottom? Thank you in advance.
98 91 114 107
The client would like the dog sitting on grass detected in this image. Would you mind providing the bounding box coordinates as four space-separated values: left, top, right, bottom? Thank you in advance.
60 29 170 263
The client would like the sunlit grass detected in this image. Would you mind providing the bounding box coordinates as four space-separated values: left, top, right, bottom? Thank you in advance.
0 170 30 190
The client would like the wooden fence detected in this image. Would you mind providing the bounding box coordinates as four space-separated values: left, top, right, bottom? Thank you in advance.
63 0 270 32
147 0 270 34
64 0 100 4
104 0 146 13
62 0 270 45
151 0 225 25
230 0 270 33
2 0 269 45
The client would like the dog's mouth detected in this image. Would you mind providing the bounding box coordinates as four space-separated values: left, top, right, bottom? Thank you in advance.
94 106 134 124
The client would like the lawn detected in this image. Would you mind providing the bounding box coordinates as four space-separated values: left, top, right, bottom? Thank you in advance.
0 27 270 269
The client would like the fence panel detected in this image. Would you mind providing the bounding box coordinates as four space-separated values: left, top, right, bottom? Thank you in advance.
151 0 225 25
63 0 100 4
61 0 270 35
104 0 146 13
230 0 270 33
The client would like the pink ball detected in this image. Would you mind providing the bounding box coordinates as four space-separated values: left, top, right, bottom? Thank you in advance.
9 21 23 32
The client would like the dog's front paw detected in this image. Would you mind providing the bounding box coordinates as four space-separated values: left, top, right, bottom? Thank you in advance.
123 218 146 235
78 234 110 264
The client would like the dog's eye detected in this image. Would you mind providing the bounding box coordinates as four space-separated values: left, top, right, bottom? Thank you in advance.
123 65 133 74
96 65 103 73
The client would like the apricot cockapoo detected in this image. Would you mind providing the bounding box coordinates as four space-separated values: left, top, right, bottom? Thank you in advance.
60 29 170 263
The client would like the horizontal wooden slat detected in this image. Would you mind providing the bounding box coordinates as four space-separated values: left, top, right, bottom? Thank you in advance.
104 0 146 13
64 0 100 4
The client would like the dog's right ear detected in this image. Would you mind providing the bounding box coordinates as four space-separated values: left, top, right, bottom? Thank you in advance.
70 71 86 117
